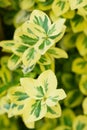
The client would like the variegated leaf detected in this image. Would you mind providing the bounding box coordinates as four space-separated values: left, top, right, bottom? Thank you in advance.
22 47 41 67
0 0 11 8
62 10 75 19
19 0 34 10
14 22 44 46
38 54 51 65
54 126 71 130
39 59 55 72
70 14 87 33
22 64 35 74
78 5 87 20
8 103 25 117
8 87 29 104
76 33 87 57
37 0 54 11
12 43 28 56
61 32 77 49
60 108 75 127
46 89 66 106
48 18 66 43
0 67 11 84
13 10 30 28
30 10 51 32
38 70 57 94
73 115 87 130
0 40 15 51
22 100 47 122
79 75 87 95
23 121 35 129
45 103 61 118
64 90 83 108
0 96 10 114
8 54 21 70
47 47 68 59
35 38 54 55
69 0 87 10
20 77 45 99
52 0 69 17
72 57 87 74
82 98 87 115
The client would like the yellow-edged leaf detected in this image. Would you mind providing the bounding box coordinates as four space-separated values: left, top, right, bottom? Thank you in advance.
20 77 45 99
48 18 66 43
79 75 87 95
45 103 61 118
52 0 69 17
8 54 21 70
70 14 87 33
0 40 15 51
82 97 87 115
12 43 28 56
19 0 34 10
22 47 41 67
64 90 83 108
47 47 68 59
46 89 66 106
37 0 53 11
38 54 51 65
54 126 71 130
38 70 57 94
72 57 87 74
61 32 77 49
22 100 47 122
76 33 87 57
0 0 11 8
30 10 51 28
0 96 10 114
69 0 87 10
73 115 87 130
60 108 75 127
8 86 29 104
13 10 30 28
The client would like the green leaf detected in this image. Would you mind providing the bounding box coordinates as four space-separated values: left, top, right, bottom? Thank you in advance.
31 100 41 117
